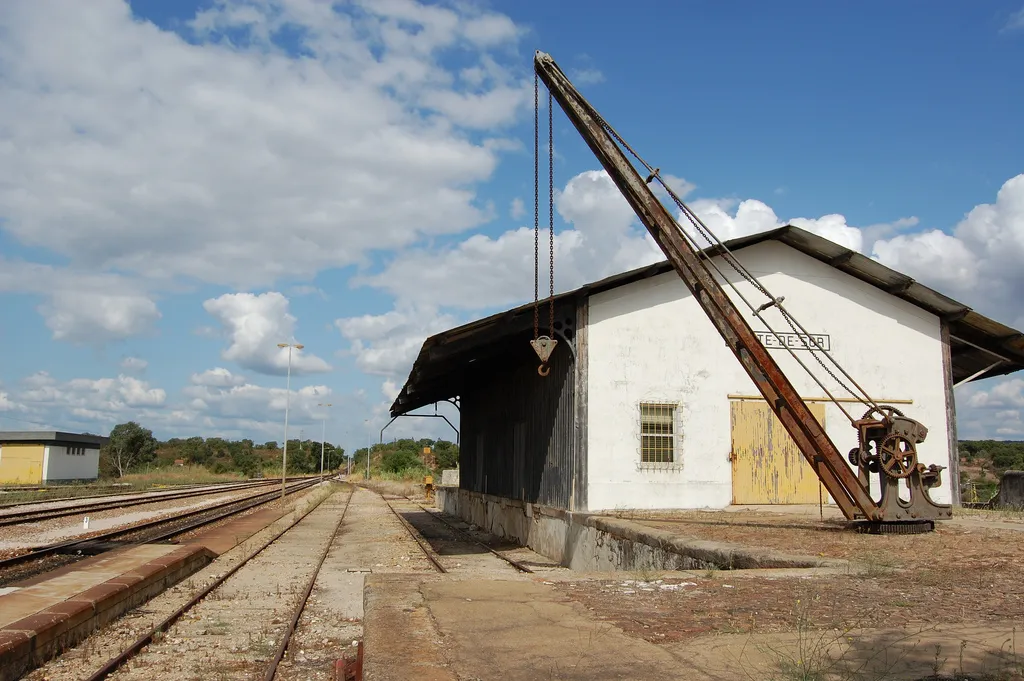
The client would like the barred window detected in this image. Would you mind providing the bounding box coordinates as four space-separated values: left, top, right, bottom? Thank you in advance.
640 403 677 463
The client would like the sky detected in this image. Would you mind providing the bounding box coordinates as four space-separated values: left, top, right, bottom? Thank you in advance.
1 0 1023 456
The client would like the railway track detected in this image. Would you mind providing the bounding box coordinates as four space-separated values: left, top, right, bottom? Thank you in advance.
0 481 244 509
0 477 322 585
0 478 288 527
83 483 354 681
379 492 533 574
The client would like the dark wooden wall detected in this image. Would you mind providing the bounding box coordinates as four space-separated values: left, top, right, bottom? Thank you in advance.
459 306 580 510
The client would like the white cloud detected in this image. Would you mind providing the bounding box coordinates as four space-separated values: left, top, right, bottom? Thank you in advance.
190 367 247 388
0 391 26 413
0 260 160 342
873 174 1024 326
335 304 457 380
182 373 336 436
0 0 528 295
41 291 161 343
357 169 900 312
2 367 345 440
120 356 148 373
16 371 167 429
871 229 979 292
685 198 866 253
203 292 332 376
966 378 1024 410
357 170 662 310
510 197 525 219
569 68 605 85
288 285 327 300
1002 5 1024 32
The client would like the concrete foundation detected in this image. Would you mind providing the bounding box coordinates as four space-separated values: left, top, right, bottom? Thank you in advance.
435 487 841 572
997 470 1024 508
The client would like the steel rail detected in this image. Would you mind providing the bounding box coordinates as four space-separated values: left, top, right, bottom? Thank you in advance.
84 483 348 681
0 483 209 510
263 487 355 681
0 478 321 572
0 479 283 526
0 477 314 511
414 502 534 574
380 495 447 573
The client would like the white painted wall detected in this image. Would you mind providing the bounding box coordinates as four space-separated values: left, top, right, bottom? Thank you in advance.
42 444 100 481
586 241 951 511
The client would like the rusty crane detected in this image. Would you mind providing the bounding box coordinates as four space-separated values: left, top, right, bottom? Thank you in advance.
533 51 951 532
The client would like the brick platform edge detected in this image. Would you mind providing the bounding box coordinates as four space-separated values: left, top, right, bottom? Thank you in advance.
0 545 214 681
435 486 847 572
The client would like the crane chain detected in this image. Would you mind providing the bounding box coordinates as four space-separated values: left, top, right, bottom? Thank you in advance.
548 88 555 338
533 72 540 342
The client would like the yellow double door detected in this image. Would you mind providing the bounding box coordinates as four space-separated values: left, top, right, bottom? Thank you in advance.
0 444 45 485
730 400 825 505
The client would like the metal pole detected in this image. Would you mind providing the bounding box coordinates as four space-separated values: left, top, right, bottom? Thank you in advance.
365 419 371 480
282 346 291 500
320 416 326 482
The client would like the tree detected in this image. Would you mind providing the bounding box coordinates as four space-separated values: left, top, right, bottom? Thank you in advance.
103 421 158 477
433 440 459 470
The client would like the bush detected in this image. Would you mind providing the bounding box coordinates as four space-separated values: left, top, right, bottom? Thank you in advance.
381 449 426 475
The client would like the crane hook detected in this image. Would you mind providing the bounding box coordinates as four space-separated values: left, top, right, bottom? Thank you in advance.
537 363 550 377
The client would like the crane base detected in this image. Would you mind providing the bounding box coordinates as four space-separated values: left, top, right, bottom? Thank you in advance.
853 520 935 535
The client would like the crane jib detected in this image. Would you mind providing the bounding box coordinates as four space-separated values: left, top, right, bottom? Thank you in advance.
533 50 952 529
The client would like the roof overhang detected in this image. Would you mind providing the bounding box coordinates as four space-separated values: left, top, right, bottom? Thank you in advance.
391 225 1024 416
0 431 109 447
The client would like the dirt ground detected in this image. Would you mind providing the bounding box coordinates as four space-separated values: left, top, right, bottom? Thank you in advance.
552 509 1024 646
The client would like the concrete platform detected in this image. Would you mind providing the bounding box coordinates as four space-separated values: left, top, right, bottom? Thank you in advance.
362 574 1024 681
0 499 294 680
0 544 213 681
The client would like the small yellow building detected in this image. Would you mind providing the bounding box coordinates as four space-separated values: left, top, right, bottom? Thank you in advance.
0 431 107 485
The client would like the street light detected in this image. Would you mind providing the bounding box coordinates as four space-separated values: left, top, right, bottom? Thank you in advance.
364 418 371 480
317 403 332 482
278 342 304 500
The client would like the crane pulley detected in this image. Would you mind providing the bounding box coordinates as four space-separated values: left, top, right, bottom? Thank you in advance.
533 50 952 531
530 72 557 377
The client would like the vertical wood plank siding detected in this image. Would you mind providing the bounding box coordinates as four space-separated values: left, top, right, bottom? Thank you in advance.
459 306 578 509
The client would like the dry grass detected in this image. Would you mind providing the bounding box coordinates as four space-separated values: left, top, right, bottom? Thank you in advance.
117 466 247 487
357 476 426 499
0 466 249 505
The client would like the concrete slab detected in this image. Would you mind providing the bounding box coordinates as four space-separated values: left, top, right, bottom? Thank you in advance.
365 574 1024 681
362 575 455 681
190 504 290 555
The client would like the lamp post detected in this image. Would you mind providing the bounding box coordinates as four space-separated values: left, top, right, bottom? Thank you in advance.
277 342 304 500
317 403 332 482
364 418 371 480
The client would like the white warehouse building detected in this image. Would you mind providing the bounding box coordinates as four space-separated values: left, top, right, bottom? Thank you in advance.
391 226 1024 517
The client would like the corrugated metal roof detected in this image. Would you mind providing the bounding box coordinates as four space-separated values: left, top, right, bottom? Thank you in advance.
391 225 1024 416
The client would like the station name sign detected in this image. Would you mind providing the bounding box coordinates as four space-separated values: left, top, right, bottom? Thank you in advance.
755 331 831 351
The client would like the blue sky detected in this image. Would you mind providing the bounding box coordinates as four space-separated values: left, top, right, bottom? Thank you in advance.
1 0 1023 455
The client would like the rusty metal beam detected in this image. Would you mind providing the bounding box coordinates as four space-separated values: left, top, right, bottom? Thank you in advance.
535 51 878 521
